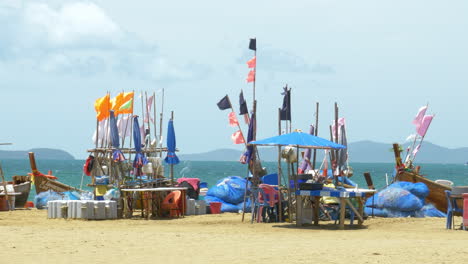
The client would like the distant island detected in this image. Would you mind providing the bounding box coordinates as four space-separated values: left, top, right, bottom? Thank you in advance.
179 141 468 164
0 148 75 160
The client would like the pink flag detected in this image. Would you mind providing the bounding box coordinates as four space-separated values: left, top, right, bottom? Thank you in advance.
231 130 245 144
331 117 346 140
144 95 154 123
247 56 256 68
228 112 239 127
246 70 255 83
417 115 434 137
413 106 427 129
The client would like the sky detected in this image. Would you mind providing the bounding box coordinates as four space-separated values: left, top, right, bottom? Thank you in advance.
0 0 467 159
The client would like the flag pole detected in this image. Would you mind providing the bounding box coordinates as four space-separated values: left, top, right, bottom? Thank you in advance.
153 92 157 150
334 102 339 186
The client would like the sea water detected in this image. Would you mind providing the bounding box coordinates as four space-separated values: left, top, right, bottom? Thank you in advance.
2 159 468 200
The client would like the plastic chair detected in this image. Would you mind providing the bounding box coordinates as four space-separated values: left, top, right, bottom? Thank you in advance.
256 184 279 223
445 190 463 229
162 191 182 217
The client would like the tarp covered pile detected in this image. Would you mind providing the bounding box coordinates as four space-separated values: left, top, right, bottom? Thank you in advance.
204 176 251 213
364 181 445 217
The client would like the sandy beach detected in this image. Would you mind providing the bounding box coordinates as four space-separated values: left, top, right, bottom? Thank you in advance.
1 209 467 264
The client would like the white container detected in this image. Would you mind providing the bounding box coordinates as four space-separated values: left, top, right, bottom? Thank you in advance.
142 162 153 174
186 198 196 215
195 200 206 215
47 200 117 220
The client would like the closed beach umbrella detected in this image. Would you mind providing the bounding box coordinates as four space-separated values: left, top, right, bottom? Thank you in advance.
110 111 125 162
337 125 348 172
133 116 147 173
164 119 179 165
298 125 315 172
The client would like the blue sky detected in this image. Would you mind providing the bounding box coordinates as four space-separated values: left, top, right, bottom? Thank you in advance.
0 0 467 159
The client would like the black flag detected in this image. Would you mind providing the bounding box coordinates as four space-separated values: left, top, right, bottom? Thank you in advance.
249 38 256 51
239 90 248 115
279 86 291 121
217 95 232 110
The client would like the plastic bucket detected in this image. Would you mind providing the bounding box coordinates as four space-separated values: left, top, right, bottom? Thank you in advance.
209 202 222 214
24 201 34 208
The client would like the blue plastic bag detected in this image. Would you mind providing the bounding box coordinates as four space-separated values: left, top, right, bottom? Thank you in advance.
206 176 250 204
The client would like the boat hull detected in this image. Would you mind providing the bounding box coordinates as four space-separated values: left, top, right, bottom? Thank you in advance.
34 176 78 194
13 181 31 208
395 171 462 216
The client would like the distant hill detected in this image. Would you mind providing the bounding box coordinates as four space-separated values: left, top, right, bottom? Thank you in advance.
0 148 75 160
180 141 468 164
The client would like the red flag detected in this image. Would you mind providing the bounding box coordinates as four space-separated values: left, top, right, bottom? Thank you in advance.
231 130 245 144
228 112 239 127
417 115 434 137
247 56 256 68
246 70 255 83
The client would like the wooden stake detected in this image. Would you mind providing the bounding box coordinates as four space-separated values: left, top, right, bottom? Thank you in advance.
0 163 10 210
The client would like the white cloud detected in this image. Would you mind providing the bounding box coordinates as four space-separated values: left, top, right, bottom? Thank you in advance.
22 2 122 48
0 1 209 81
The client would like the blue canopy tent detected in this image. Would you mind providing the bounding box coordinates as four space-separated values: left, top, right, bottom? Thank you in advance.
248 131 346 149
164 118 179 184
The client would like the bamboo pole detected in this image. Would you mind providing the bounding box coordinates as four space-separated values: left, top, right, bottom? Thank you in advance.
153 92 157 149
312 102 319 170
277 108 283 222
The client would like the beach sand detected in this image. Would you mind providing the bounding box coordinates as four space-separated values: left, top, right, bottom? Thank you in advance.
1 209 467 264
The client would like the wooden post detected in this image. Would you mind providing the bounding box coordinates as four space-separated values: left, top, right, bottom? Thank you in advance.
312 102 319 170
393 143 403 169
363 172 375 189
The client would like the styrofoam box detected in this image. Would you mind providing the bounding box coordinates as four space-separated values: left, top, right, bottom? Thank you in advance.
195 200 206 215
47 200 117 220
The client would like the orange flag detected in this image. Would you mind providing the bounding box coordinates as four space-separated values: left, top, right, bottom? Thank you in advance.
231 130 245 144
110 92 124 114
247 56 256 68
94 94 110 121
246 70 255 83
118 92 134 114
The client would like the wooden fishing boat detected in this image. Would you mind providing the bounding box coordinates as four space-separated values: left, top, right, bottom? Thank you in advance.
392 144 462 215
28 152 81 194
0 175 31 208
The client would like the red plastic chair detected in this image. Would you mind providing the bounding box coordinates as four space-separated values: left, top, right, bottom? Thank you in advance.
162 191 182 217
257 184 279 222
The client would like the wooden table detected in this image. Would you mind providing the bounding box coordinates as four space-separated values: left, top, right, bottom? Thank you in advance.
296 189 375 229
121 187 187 219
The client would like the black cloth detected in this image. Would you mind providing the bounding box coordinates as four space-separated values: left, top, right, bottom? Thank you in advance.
239 90 248 115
